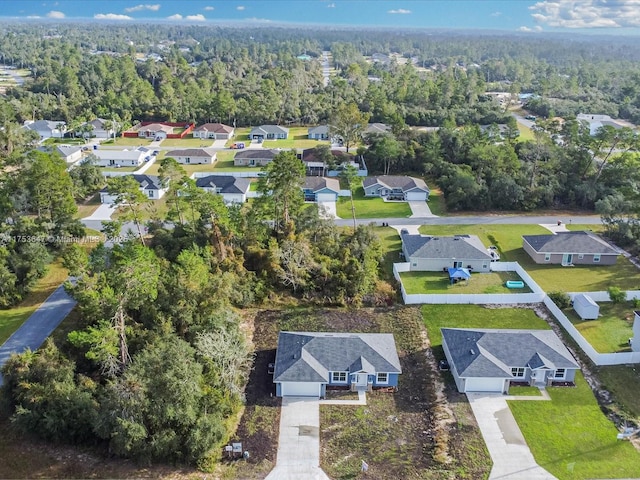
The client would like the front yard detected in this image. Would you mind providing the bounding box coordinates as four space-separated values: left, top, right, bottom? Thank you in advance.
159 136 215 147
102 136 153 147
400 270 532 294
564 301 635 353
337 187 411 219
262 127 330 149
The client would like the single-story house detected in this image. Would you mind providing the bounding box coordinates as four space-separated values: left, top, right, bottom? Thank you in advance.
100 174 168 204
81 118 116 138
576 114 626 136
273 331 402 397
631 312 640 353
442 328 580 393
166 148 217 165
192 123 234 140
91 148 147 167
363 175 429 201
250 125 289 140
137 123 174 139
195 175 251 204
299 148 356 176
308 125 329 140
23 120 66 140
572 293 599 320
37 145 83 164
522 231 619 265
364 123 391 135
302 177 340 202
233 149 279 167
401 233 494 272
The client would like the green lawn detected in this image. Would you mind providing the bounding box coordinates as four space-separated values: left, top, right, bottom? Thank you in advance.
509 385 543 396
224 127 250 147
595 365 640 418
509 373 640 480
400 270 531 294
336 187 411 219
564 302 635 353
74 192 102 219
374 226 403 282
102 136 153 147
418 224 640 292
42 137 86 146
262 127 330 149
427 183 447 216
160 136 215 147
517 123 535 142
111 196 170 222
211 159 263 173
100 165 139 173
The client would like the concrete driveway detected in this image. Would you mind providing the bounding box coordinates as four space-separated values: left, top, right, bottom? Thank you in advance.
265 397 331 480
83 203 116 221
317 201 338 219
467 393 557 479
408 200 436 218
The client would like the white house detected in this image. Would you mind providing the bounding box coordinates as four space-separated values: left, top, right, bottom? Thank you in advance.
91 148 147 167
82 118 116 139
632 312 640 353
195 175 251 204
100 174 168 204
401 233 494 272
363 175 429 201
166 148 216 165
572 293 599 320
576 114 625 136
37 145 83 164
23 120 67 140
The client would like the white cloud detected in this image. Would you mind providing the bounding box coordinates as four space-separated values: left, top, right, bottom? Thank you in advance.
237 5 246 11
530 0 640 28
124 4 161 13
388 9 411 15
94 13 133 20
27 15 42 19
518 25 543 32
490 11 502 17
327 3 336 7
46 10 65 18
186 14 206 21
204 6 214 11
167 14 183 20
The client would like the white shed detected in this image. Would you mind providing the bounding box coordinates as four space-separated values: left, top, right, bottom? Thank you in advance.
573 293 599 320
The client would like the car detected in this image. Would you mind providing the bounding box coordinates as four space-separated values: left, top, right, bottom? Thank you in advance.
400 228 409 235
144 156 151 162
525 115 537 121
152 150 159 155
81 146 91 152
268 362 275 375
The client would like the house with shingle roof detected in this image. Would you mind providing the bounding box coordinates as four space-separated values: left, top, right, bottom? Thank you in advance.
363 175 429 201
441 328 579 393
302 177 340 202
401 233 494 272
522 231 619 265
576 113 626 136
193 123 234 140
37 144 83 164
233 148 279 167
273 331 402 397
307 125 329 140
195 175 251 204
364 123 391 135
166 148 217 165
99 174 168 204
137 123 174 139
91 147 147 167
23 120 66 140
250 125 289 140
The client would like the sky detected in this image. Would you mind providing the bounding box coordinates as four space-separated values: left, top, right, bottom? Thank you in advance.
2 1 640 35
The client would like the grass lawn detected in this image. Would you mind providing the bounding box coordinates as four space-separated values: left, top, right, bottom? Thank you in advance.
336 187 411 218
224 127 251 147
74 192 102 219
160 136 215 148
374 226 403 282
263 127 330 149
212 159 263 173
509 385 543 396
100 165 138 173
145 161 220 176
427 183 447 216
517 123 535 142
111 196 170 222
509 373 640 480
400 270 532 294
564 302 635 353
0 260 69 345
595 365 640 418
42 137 86 146
102 136 153 147
418 224 640 292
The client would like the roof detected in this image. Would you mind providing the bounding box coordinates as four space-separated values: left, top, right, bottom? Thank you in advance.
402 234 492 261
166 148 216 158
92 149 147 161
25 120 65 132
139 123 173 134
87 118 110 129
101 174 165 193
303 177 340 193
250 125 289 136
442 328 579 379
37 144 82 159
194 123 233 133
274 332 402 383
363 175 429 193
365 123 391 134
234 149 279 160
522 231 619 255
448 267 471 279
573 293 598 309
195 175 251 194
308 125 329 134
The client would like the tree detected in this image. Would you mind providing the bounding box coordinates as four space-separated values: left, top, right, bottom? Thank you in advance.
158 157 188 225
608 286 626 304
106 176 151 246
69 157 104 200
340 163 359 229
329 102 370 153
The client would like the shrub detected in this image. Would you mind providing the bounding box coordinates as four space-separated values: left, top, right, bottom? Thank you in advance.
548 291 571 309
608 286 626 304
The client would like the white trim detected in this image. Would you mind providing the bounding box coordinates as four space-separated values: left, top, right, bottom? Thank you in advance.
376 372 388 384
331 371 347 383
553 368 566 379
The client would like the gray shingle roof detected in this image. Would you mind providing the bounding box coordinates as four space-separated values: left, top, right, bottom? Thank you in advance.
274 332 401 383
250 125 289 136
166 148 216 157
194 123 233 133
442 328 579 379
303 177 340 193
234 149 279 160
308 125 329 135
403 234 492 261
195 175 250 194
362 175 429 193
522 231 618 255
132 174 164 190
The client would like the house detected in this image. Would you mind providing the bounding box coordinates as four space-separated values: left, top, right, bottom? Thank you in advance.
631 312 640 353
192 123 234 140
364 123 391 135
195 175 251 204
576 114 625 136
166 148 217 165
233 149 279 167
91 148 147 167
299 148 358 176
81 118 116 139
137 123 174 139
250 125 289 140
522 231 619 265
401 234 494 272
302 177 340 202
273 331 402 397
308 125 329 140
99 174 168 204
441 328 580 393
37 145 83 164
23 120 66 140
572 293 599 320
363 175 429 201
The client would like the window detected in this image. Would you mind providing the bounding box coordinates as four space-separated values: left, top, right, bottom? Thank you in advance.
544 253 551 262
376 373 388 384
554 369 566 379
511 367 525 378
578 254 584 260
412 263 417 267
593 254 601 263
147 190 154 198
331 372 347 383
186 157 190 164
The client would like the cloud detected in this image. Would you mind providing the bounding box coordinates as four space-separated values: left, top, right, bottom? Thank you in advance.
46 10 65 18
530 0 640 28
327 3 335 7
204 6 214 11
124 4 161 13
490 11 502 17
94 13 133 20
518 25 543 32
237 5 246 11
167 14 183 20
388 9 411 14
186 14 206 21
27 15 42 19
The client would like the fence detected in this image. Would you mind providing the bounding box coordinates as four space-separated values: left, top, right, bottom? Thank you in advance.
568 291 640 302
191 171 263 179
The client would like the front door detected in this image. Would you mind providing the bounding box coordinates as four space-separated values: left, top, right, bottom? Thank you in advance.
562 253 573 264
532 369 546 385
356 373 368 387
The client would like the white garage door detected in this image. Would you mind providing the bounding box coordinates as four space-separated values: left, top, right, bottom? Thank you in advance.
316 193 336 202
280 382 321 397
406 191 427 201
465 377 506 393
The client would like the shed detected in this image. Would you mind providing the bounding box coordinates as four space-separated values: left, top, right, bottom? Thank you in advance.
573 293 599 320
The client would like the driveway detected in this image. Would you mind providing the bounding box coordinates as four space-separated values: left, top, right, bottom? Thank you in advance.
265 397 331 480
467 393 557 479
83 203 116 221
317 201 338 219
0 284 77 385
408 201 436 218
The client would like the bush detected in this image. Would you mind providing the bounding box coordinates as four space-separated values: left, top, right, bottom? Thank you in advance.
608 286 626 304
548 291 571 309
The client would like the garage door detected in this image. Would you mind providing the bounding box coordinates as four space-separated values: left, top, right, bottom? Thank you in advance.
465 377 506 393
406 191 427 201
280 382 321 397
316 193 336 202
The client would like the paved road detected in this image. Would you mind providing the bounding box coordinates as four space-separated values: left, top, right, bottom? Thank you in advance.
0 284 77 384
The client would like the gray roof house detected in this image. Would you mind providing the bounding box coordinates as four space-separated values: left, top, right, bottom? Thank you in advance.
24 120 66 140
302 177 340 202
195 175 251 204
250 125 289 140
576 114 626 136
274 331 402 397
100 174 168 204
402 234 494 272
308 125 329 140
365 123 391 135
441 328 579 393
522 231 619 266
37 144 83 164
233 149 279 167
363 175 429 201
81 118 116 138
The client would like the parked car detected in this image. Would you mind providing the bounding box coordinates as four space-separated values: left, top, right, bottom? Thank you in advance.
525 115 537 121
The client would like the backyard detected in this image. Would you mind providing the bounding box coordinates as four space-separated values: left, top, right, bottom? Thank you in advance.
337 187 411 219
399 270 532 294
564 301 635 353
262 126 330 149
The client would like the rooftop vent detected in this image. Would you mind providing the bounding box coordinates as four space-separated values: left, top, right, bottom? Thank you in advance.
470 349 476 355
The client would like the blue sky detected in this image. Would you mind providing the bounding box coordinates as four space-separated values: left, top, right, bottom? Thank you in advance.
3 1 640 34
